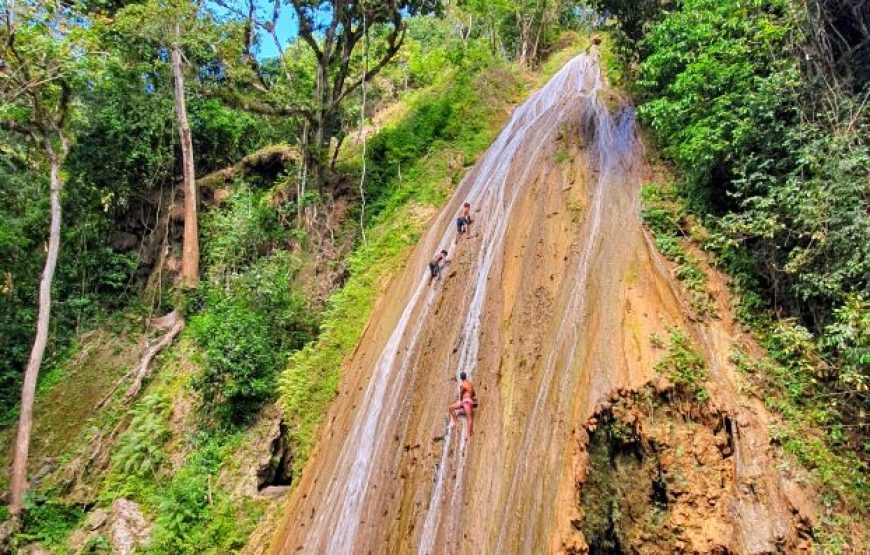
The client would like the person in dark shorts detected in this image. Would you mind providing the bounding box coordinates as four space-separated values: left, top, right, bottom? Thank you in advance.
429 249 449 284
456 202 472 236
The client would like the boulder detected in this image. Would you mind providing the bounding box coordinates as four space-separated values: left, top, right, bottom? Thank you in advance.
67 499 150 555
258 486 291 499
109 496 151 555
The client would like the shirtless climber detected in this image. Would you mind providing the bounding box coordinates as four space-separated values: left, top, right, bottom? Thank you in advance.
428 249 449 285
456 202 473 236
448 372 476 437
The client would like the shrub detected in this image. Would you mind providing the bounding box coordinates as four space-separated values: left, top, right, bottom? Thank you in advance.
104 394 172 499
615 0 869 374
15 498 85 548
190 252 314 426
202 186 280 281
143 435 258 555
822 296 870 394
655 328 709 402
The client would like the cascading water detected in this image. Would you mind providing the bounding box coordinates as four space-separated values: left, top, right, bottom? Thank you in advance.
418 53 638 555
283 51 618 555
270 47 806 555
272 47 650 554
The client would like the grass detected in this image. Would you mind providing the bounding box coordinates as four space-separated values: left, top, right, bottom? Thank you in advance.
641 182 717 318
654 328 709 402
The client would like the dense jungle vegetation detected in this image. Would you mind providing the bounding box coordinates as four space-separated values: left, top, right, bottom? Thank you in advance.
594 0 868 455
0 0 867 551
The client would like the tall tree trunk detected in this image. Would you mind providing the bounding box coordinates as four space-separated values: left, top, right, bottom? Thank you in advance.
309 59 329 192
518 15 532 66
171 29 199 288
9 135 64 518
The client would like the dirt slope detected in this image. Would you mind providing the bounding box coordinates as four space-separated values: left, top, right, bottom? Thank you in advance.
269 49 812 554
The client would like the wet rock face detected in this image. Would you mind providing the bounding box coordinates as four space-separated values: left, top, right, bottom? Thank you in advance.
573 386 811 554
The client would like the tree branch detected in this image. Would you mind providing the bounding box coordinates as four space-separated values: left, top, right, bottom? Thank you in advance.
1 118 38 138
291 1 323 61
205 87 313 121
336 21 406 106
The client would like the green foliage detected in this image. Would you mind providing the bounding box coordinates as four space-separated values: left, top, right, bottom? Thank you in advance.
589 0 665 50
458 0 585 66
364 63 519 216
0 0 106 419
721 130 870 321
822 296 870 393
634 0 799 194
80 535 112 554
607 0 869 387
655 328 709 402
403 16 464 86
189 251 314 427
646 166 867 525
105 395 172 499
142 434 259 555
641 183 716 317
15 498 85 549
201 186 281 280
0 0 283 419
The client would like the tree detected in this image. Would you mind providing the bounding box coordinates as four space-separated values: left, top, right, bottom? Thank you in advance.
462 0 569 66
0 0 95 517
222 0 437 190
171 24 200 287
115 0 204 286
513 0 562 66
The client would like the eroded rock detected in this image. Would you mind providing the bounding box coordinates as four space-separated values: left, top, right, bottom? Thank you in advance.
109 499 150 555
218 406 292 499
67 499 150 555
573 384 813 554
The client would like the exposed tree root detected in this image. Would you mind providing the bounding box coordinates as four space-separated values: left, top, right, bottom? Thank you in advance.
96 310 184 410
124 311 184 401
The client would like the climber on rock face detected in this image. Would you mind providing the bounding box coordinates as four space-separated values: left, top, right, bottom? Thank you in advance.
449 371 476 437
456 202 473 236
428 249 449 285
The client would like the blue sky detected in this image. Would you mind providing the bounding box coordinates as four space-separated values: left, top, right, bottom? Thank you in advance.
210 1 334 60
